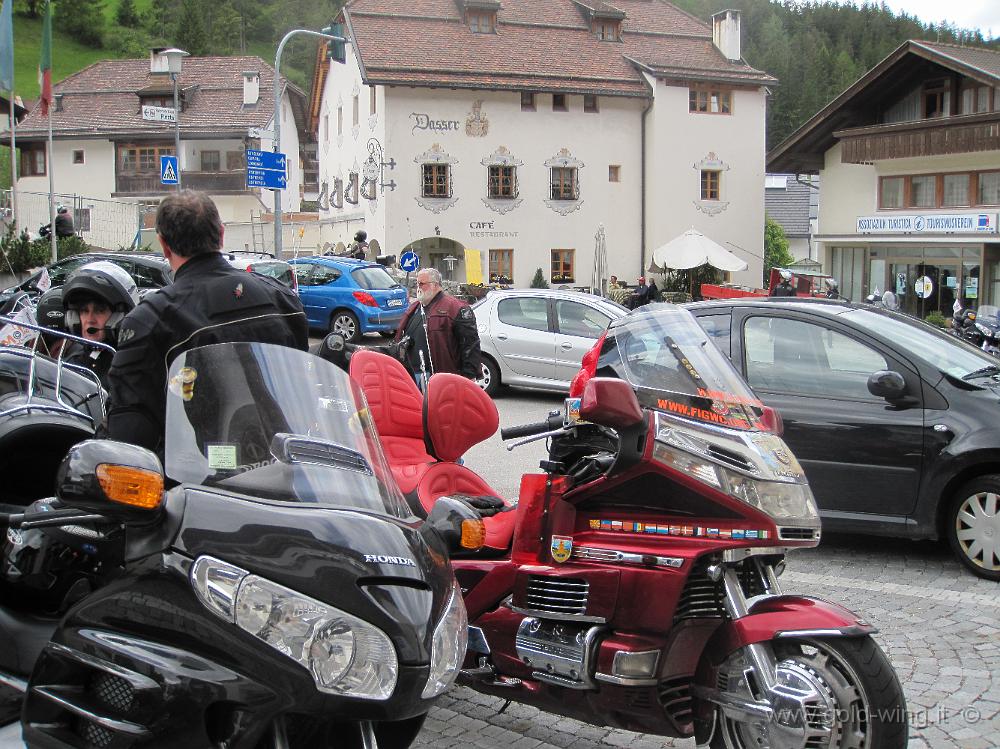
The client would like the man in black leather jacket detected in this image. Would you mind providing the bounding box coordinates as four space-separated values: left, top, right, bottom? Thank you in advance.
107 191 308 452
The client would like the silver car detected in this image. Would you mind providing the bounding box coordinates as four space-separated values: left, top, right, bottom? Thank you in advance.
472 288 627 395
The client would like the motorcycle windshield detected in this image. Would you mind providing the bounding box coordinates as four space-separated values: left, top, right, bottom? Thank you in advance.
598 305 764 431
165 342 412 518
977 305 1000 324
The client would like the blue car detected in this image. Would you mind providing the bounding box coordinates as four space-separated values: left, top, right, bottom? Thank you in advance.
289 256 409 342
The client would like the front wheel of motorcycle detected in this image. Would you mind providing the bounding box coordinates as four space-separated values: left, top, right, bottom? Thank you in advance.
267 713 427 749
710 636 907 749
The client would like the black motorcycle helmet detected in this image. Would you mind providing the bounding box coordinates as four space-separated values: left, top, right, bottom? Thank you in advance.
62 261 140 343
35 287 66 332
354 230 368 243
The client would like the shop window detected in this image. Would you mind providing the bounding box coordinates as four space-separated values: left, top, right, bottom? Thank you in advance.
942 173 970 207
584 94 599 113
700 169 720 200
689 87 732 114
200 150 221 172
552 93 567 112
550 167 577 200
521 91 535 111
468 9 496 33
489 249 513 284
72 149 85 165
879 177 904 209
980 172 1000 205
422 163 451 198
551 249 575 284
609 165 620 182
488 165 516 199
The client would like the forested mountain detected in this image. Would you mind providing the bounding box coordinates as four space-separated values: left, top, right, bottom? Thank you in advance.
11 0 999 149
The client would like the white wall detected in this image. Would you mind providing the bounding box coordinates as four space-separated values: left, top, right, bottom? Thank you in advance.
817 142 878 242
258 91 302 213
646 80 766 288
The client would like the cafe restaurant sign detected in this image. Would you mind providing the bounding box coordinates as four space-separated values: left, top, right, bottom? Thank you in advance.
857 212 998 235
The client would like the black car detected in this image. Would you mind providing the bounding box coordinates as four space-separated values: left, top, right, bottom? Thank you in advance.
684 297 1000 580
3 252 173 298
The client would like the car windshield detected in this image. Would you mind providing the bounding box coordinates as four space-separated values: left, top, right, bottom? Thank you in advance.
250 261 294 287
976 305 1000 323
842 308 998 379
164 342 413 518
598 305 764 430
352 266 399 290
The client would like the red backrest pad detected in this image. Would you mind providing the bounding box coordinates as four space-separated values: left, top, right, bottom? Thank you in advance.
349 350 424 440
425 373 499 462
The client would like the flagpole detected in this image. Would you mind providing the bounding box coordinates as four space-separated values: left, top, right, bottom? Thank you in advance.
8 93 15 230
47 108 54 262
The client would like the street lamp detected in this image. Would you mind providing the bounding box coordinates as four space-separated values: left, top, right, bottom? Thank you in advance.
272 27 347 255
158 48 189 191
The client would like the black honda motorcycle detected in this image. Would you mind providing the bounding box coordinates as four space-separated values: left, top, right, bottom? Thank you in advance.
0 331 481 748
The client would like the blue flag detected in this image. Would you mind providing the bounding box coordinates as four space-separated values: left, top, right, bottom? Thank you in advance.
0 0 12 93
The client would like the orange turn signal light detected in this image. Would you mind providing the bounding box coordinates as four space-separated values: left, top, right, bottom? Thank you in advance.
460 518 486 550
96 464 164 510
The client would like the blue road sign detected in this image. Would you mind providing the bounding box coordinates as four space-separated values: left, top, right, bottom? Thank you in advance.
245 148 287 190
246 149 287 171
399 250 419 272
160 155 179 185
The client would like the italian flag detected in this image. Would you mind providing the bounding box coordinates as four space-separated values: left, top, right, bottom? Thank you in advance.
38 0 52 116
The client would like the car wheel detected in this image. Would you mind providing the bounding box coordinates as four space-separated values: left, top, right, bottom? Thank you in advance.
330 310 360 343
947 475 1000 581
477 356 500 397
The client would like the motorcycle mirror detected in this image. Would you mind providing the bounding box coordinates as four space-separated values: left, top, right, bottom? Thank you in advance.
324 332 346 352
56 439 165 521
867 370 907 402
579 377 643 429
425 496 486 553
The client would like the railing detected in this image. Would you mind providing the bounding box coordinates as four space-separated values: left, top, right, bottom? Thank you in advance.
838 113 1000 163
115 170 249 195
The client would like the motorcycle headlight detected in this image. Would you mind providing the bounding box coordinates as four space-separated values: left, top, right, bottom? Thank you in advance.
422 578 468 698
191 557 398 700
652 442 818 525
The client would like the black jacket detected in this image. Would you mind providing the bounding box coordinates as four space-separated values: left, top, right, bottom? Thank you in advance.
107 252 308 452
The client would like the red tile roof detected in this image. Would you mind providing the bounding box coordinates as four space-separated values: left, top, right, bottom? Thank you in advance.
16 55 308 141
342 0 774 97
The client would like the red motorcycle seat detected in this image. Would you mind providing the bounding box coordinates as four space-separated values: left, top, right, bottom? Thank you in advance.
424 373 499 462
416 461 516 550
349 350 427 442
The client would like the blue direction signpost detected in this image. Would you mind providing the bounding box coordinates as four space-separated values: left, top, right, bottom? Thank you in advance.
160 155 179 185
246 148 288 190
399 251 420 273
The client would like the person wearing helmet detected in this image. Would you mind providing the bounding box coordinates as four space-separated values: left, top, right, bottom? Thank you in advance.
107 190 308 453
34 286 67 358
350 229 368 260
825 277 840 299
60 261 139 388
38 205 75 239
771 269 796 297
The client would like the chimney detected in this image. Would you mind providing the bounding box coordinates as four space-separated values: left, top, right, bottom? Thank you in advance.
53 93 64 112
243 71 260 106
712 9 741 62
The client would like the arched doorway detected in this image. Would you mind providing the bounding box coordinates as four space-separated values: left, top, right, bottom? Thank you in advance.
400 236 467 282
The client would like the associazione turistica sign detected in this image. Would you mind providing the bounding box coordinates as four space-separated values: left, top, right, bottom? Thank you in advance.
857 212 998 234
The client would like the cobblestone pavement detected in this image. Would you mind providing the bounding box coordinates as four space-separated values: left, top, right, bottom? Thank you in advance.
416 391 1000 749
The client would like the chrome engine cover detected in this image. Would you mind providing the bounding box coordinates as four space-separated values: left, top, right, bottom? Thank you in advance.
514 617 602 690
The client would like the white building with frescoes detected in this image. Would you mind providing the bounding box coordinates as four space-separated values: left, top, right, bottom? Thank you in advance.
309 0 773 289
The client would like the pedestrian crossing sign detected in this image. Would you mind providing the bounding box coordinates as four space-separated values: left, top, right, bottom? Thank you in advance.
160 155 179 185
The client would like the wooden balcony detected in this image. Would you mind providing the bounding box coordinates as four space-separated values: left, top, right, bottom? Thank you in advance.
114 170 250 196
836 112 1000 164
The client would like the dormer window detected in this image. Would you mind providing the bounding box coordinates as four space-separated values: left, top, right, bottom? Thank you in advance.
141 95 172 108
468 9 496 33
593 19 620 41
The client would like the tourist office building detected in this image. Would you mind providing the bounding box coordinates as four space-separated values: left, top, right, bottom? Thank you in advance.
769 40 1000 316
309 0 773 288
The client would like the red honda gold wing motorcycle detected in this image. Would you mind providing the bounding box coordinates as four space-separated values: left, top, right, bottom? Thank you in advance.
346 306 907 749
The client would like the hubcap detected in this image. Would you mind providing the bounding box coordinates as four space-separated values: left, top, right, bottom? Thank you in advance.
333 315 357 339
477 362 491 391
955 490 1000 571
718 641 870 749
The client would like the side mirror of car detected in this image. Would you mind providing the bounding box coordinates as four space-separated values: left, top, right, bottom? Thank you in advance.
56 439 164 522
580 377 643 429
867 370 910 403
425 496 487 553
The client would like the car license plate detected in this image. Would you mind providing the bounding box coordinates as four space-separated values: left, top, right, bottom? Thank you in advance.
387 298 403 307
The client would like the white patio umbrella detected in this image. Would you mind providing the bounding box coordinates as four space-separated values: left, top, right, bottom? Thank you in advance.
650 229 748 272
591 223 608 296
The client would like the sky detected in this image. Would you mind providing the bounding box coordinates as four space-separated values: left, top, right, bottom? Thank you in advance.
847 1 999 38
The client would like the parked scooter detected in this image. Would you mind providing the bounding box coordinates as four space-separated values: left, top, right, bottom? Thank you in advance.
959 304 1000 356
0 331 482 748
347 307 908 749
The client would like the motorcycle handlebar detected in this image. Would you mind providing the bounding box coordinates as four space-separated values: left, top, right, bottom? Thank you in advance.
501 412 563 440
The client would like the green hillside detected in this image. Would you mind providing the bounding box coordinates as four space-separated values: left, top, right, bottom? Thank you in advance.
11 14 113 100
